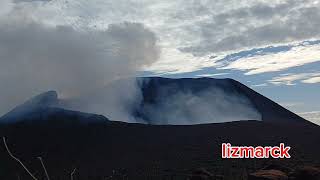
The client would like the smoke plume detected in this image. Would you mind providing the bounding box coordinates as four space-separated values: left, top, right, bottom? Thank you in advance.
0 2 160 116
0 0 261 124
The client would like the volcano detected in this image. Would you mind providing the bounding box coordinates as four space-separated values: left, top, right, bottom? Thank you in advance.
0 77 318 180
136 77 307 124
1 77 308 125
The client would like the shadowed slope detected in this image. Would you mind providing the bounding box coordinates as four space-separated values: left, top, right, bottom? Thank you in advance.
229 79 307 123
0 91 108 123
136 77 308 124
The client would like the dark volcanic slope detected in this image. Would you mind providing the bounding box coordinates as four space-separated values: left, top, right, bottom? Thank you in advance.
0 91 60 122
0 117 319 180
137 77 308 124
0 77 317 180
1 77 307 125
0 91 107 124
230 79 306 123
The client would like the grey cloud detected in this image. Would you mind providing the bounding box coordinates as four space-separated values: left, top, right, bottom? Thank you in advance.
0 0 13 16
299 111 320 125
14 0 50 2
181 0 320 55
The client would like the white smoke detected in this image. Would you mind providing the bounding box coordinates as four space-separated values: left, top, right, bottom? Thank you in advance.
135 79 262 125
0 0 13 16
0 0 160 116
61 79 143 123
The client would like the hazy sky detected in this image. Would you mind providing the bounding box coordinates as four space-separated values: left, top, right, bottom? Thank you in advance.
1 0 319 124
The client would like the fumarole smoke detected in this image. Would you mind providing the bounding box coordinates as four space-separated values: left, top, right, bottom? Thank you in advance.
0 0 261 124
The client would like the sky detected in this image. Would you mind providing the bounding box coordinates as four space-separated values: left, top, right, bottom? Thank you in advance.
0 0 319 124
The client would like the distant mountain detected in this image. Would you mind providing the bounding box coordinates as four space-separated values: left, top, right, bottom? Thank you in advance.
0 91 107 123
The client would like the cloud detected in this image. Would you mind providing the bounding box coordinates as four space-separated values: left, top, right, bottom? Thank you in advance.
182 0 320 55
146 48 216 74
268 73 320 85
14 0 50 2
0 0 14 16
222 43 320 75
302 76 320 84
196 73 229 77
281 102 304 108
251 83 268 87
5 0 320 77
298 111 320 125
